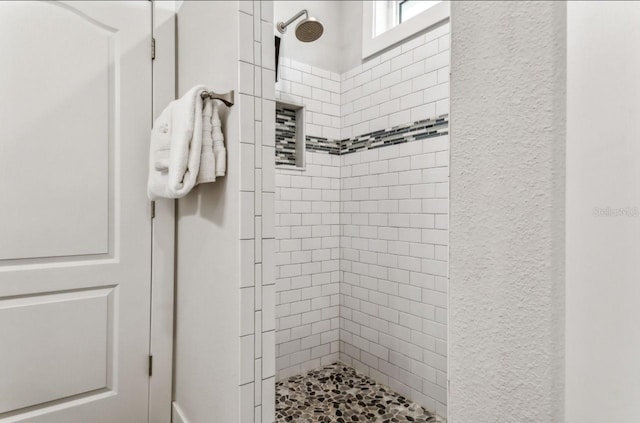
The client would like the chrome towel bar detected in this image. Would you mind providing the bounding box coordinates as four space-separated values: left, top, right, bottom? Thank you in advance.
200 90 234 107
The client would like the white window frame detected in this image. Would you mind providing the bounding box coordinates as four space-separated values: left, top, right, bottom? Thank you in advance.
362 0 450 59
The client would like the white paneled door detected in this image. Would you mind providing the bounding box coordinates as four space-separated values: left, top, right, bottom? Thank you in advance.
0 1 153 422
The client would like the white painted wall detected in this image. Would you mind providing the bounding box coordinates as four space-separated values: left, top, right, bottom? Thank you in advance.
566 2 640 422
174 2 240 422
174 2 277 422
341 0 363 71
449 2 566 422
274 1 361 73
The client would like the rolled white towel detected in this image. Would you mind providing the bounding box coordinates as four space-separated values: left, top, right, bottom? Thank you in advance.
196 98 216 184
212 101 226 177
148 85 207 199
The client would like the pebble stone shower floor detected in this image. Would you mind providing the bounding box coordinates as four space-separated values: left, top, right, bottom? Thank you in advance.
275 363 445 423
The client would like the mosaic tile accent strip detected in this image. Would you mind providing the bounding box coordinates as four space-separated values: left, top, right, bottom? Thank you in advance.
276 363 445 423
276 105 341 165
305 135 341 156
340 115 449 155
276 113 449 165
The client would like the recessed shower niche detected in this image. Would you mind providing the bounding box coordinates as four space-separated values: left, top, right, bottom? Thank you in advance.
275 102 305 168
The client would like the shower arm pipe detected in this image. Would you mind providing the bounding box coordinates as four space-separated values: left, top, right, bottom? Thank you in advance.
277 9 308 33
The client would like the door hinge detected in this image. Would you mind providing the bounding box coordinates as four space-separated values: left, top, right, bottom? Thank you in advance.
151 38 156 60
150 201 156 219
148 355 153 377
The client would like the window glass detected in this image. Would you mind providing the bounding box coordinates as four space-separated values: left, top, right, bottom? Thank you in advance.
374 0 442 36
374 1 397 37
399 1 440 23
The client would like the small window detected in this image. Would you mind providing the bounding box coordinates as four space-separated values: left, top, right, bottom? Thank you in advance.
374 0 442 36
363 0 449 59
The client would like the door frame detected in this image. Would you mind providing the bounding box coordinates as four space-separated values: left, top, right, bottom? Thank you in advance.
149 2 176 422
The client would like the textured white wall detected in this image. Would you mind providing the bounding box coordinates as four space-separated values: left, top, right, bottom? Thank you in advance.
449 2 566 422
566 2 640 421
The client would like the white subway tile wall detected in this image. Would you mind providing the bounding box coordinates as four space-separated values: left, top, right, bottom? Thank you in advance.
238 2 276 423
274 48 343 381
276 58 341 142
274 152 341 380
339 134 449 418
274 20 450 419
341 23 450 140
338 24 450 418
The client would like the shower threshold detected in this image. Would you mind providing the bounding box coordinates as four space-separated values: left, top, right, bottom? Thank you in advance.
276 363 445 422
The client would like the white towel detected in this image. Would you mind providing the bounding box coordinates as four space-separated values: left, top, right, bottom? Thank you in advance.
211 102 226 177
148 85 207 199
196 98 216 184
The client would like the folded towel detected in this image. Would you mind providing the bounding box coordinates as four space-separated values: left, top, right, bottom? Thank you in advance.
211 102 226 177
148 85 207 199
196 98 216 184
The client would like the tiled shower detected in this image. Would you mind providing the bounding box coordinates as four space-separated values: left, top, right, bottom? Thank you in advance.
5 1 634 422
274 21 450 418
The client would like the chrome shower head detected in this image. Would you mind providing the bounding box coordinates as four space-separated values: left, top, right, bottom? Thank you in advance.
277 9 324 42
295 17 324 42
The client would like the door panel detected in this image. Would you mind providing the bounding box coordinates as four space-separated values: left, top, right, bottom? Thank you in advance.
0 1 113 261
0 288 113 414
0 1 152 422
